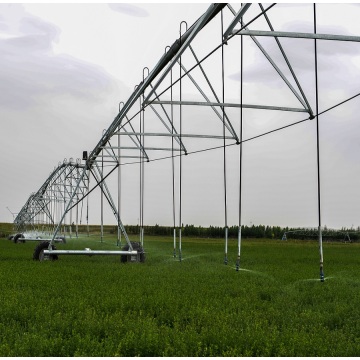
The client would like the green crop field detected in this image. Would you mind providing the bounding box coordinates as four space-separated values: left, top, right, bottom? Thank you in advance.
0 233 359 356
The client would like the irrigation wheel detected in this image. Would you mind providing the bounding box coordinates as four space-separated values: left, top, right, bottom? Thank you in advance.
33 241 59 261
121 241 145 263
13 233 25 243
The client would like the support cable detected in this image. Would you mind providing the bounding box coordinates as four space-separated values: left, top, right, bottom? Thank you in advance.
65 90 358 214
91 164 132 248
82 116 309 195
318 91 360 116
69 165 119 213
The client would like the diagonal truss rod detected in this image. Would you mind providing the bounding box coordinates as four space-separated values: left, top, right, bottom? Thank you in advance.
124 120 150 161
258 3 314 115
92 163 132 248
227 3 312 114
123 126 149 160
14 162 87 229
31 198 54 225
102 141 118 162
176 60 240 142
245 32 310 112
143 4 226 105
221 3 314 113
51 167 87 244
102 134 150 162
188 43 241 140
146 83 188 153
18 196 52 226
223 3 252 41
247 28 309 110
148 103 187 153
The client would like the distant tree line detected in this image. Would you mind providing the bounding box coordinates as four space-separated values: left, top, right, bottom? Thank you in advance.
1 222 358 242
122 224 359 242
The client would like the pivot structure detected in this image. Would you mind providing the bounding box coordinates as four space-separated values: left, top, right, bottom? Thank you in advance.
12 159 86 243
14 157 142 261
13 4 360 277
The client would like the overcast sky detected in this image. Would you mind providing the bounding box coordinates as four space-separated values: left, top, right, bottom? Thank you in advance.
1 2 360 230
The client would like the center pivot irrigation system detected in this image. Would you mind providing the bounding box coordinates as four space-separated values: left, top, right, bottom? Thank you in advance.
12 3 360 280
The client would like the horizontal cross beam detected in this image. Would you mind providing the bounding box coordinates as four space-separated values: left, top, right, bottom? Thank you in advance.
233 30 360 42
115 132 235 140
148 100 308 113
101 146 181 152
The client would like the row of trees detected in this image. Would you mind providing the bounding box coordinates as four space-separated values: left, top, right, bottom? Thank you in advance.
121 224 359 241
2 222 358 242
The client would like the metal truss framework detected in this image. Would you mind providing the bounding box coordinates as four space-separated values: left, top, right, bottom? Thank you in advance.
14 159 88 236
14 157 133 249
14 3 360 276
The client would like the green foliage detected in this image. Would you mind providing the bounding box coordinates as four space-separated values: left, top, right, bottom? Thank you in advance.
0 223 14 238
0 236 359 356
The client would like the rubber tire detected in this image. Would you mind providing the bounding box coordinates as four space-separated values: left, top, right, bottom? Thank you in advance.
120 241 145 263
33 241 58 261
13 233 25 243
